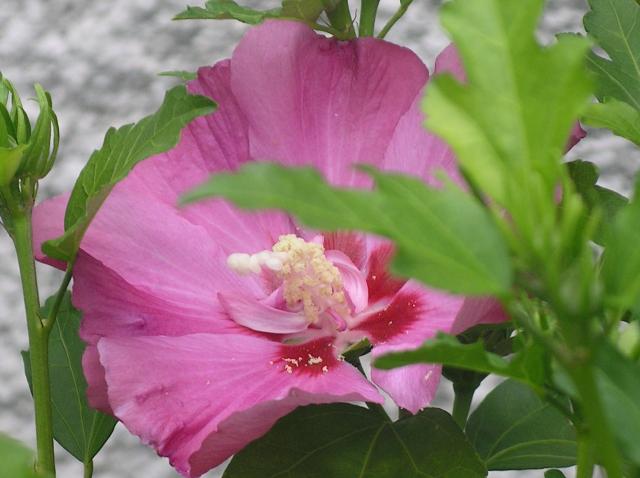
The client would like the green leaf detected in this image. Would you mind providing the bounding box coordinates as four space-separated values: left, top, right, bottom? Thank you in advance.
544 470 567 478
595 342 640 465
183 163 378 231
624 462 640 477
175 0 340 24
425 0 591 205
0 433 44 478
23 293 117 463
224 404 487 477
466 379 577 470
618 321 640 359
42 85 215 262
281 0 339 21
584 0 640 108
374 333 544 389
566 160 628 244
182 162 512 296
158 70 197 81
582 99 640 145
174 0 280 23
601 177 640 312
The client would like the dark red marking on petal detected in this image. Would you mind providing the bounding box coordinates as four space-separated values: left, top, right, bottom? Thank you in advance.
366 244 406 303
323 231 367 269
274 336 340 376
355 291 424 345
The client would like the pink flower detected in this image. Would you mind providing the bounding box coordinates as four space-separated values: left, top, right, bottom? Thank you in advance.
33 22 516 477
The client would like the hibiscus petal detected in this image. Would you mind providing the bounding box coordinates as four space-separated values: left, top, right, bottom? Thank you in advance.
451 296 510 335
371 346 442 415
131 60 251 210
97 334 382 477
230 20 428 187
381 90 463 186
31 193 69 269
365 242 406 304
82 345 111 413
355 282 462 346
218 293 309 334
322 231 367 269
379 43 467 186
434 43 467 81
568 122 587 151
78 183 264 306
370 297 508 414
354 282 463 413
326 250 368 314
128 60 296 255
74 254 248 413
136 152 295 257
73 255 240 345
32 61 296 276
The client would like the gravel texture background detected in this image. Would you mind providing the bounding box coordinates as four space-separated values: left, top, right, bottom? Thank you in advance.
0 0 633 476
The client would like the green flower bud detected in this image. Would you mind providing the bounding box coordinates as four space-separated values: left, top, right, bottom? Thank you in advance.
0 74 59 187
0 144 27 186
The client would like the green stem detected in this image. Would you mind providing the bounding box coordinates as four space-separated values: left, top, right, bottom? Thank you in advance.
324 0 355 38
12 210 55 476
542 387 577 423
83 460 94 478
452 384 475 429
576 431 595 478
358 0 380 36
505 298 573 367
378 0 414 39
307 21 351 40
570 365 623 478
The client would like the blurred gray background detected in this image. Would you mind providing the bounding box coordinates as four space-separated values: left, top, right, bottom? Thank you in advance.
0 0 632 476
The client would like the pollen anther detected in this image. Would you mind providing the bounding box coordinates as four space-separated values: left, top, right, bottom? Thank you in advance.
227 251 288 275
227 234 350 324
272 235 348 322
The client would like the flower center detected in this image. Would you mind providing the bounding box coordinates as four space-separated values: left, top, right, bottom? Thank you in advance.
273 235 349 323
227 234 349 323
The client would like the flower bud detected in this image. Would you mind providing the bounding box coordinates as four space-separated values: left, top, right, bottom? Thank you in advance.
0 74 59 187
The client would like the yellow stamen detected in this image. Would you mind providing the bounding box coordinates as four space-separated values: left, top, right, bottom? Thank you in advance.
272 235 348 322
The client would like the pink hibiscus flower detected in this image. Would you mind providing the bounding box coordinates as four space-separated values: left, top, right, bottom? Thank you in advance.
33 21 524 477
